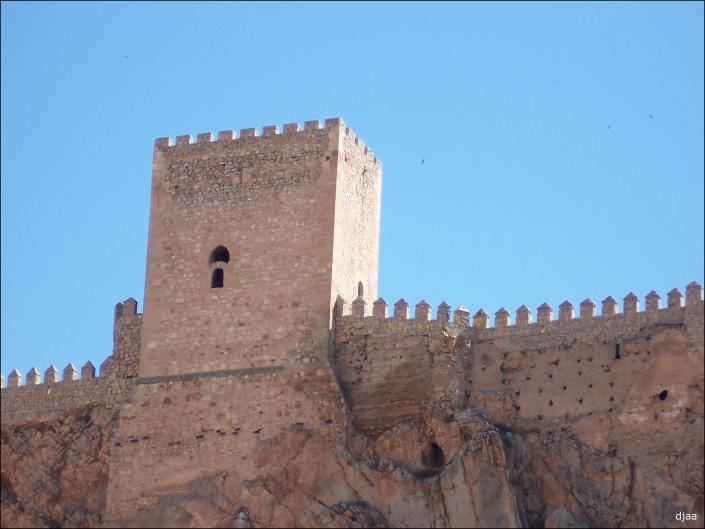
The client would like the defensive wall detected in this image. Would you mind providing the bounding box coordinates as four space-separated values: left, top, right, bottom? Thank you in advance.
3 284 703 433
332 282 704 435
1 298 142 425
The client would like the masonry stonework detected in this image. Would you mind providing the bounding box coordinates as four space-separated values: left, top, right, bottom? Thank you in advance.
1 118 703 528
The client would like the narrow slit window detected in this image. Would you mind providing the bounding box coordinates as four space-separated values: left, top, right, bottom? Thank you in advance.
211 268 224 289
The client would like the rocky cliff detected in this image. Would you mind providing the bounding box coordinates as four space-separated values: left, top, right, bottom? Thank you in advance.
2 319 703 528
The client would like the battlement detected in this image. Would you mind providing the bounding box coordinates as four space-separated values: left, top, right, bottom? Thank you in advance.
153 117 380 166
333 282 703 433
1 298 143 424
334 282 704 339
2 360 110 389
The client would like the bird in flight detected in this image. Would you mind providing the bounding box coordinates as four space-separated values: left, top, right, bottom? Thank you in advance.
608 125 611 130
648 114 653 119
421 158 425 165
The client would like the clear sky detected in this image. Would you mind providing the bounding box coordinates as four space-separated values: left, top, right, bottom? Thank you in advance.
2 2 703 381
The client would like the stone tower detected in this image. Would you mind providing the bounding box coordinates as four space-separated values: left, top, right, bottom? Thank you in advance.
140 118 382 377
104 118 382 523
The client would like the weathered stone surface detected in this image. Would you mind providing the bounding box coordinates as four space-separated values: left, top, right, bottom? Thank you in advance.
1 406 116 528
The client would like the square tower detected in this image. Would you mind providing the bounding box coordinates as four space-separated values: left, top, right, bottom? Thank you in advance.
140 118 382 377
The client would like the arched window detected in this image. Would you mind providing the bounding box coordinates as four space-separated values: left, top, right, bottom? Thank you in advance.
211 268 224 289
209 245 230 265
209 245 229 289
357 281 364 298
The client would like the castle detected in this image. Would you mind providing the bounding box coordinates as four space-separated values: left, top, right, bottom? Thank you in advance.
2 118 703 528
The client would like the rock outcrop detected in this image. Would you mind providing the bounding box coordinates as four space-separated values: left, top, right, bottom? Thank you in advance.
2 391 702 528
1 406 116 528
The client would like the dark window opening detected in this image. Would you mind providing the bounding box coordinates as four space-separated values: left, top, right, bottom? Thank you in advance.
211 268 224 288
357 281 364 298
421 442 446 468
209 245 230 264
658 390 668 401
615 344 621 359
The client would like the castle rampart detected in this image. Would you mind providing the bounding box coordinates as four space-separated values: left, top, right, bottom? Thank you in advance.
1 298 142 425
332 284 704 434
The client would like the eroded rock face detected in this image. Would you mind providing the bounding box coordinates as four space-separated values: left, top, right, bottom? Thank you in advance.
1 406 116 528
102 407 523 528
2 391 703 528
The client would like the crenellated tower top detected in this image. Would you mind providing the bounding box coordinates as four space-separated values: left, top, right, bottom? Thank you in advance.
141 117 382 378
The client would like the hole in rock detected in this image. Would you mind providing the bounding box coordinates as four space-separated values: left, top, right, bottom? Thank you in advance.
421 442 446 468
615 344 621 359
658 390 668 401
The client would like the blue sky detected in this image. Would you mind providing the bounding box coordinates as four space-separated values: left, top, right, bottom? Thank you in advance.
2 2 703 381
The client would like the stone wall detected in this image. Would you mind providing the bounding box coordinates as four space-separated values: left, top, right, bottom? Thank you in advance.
332 284 704 435
103 364 348 525
1 298 141 425
330 125 382 308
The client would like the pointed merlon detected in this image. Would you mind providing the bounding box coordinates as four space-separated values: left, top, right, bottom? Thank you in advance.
394 298 410 319
537 303 553 324
558 301 574 322
45 364 59 384
437 301 451 324
453 306 470 327
372 298 388 319
27 367 41 385
516 305 532 327
415 299 431 321
99 356 115 378
667 288 682 309
8 369 21 387
602 296 617 316
115 297 138 321
81 361 96 380
645 290 661 312
623 292 639 315
580 298 596 319
63 363 78 382
351 296 366 319
495 307 511 329
685 281 703 308
333 295 347 318
473 308 489 329
123 297 138 314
